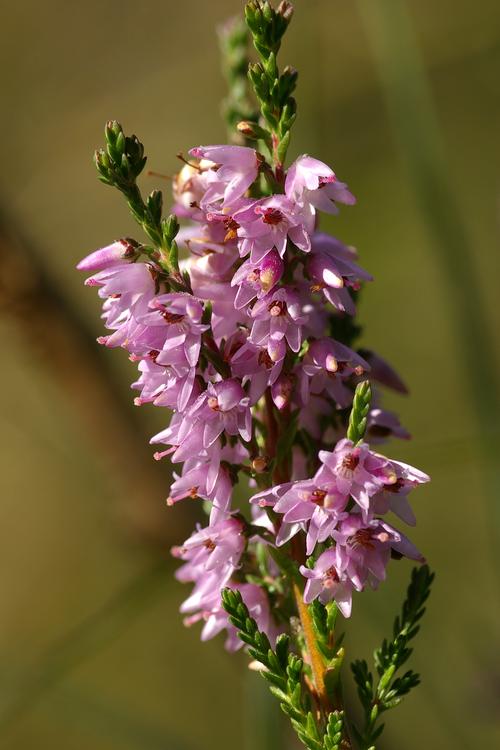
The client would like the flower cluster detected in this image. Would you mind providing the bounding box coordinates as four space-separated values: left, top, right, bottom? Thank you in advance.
79 5 434 747
78 142 428 647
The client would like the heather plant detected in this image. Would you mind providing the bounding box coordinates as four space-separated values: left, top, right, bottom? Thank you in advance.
77 2 433 747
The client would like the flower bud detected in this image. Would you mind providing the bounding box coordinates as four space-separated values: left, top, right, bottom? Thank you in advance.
271 373 294 411
260 250 284 292
76 239 139 272
252 456 270 473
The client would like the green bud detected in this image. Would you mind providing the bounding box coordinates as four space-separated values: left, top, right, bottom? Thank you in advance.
262 102 278 128
105 120 122 145
115 130 126 155
236 120 270 142
120 153 131 179
277 130 290 164
164 213 180 241
265 51 278 79
347 380 372 444
147 189 163 225
378 663 396 693
262 2 273 25
168 240 179 272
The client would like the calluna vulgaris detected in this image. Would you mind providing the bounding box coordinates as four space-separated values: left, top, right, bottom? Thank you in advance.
78 2 433 748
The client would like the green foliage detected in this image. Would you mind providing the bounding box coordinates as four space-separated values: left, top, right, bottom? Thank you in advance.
222 588 323 750
244 1 297 165
95 120 147 188
222 589 352 750
346 380 372 444
323 710 344 750
218 17 258 139
245 1 293 57
94 121 183 278
351 565 434 749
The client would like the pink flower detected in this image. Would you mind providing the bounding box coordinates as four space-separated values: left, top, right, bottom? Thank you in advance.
173 516 246 579
249 483 300 547
235 195 310 262
333 515 424 591
366 408 411 443
188 379 252 448
77 239 139 272
271 478 348 554
298 338 370 408
371 459 429 526
151 410 210 464
285 155 355 231
271 373 294 410
136 293 209 366
189 145 261 207
250 287 306 360
231 249 284 309
300 549 354 616
85 262 158 349
316 439 397 517
166 442 247 522
230 341 285 405
131 355 197 412
172 161 218 220
308 233 372 315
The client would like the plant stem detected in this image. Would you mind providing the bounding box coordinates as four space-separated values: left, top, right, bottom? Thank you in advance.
292 580 329 712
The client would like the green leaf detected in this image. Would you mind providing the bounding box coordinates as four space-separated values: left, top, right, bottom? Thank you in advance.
221 587 323 750
346 380 372 444
350 566 434 747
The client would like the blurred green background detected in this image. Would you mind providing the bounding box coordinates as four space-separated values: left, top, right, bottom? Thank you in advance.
1 0 499 748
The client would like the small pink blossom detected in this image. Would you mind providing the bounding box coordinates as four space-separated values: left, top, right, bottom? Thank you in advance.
230 341 285 405
285 155 356 231
235 195 310 263
189 145 261 207
371 459 429 526
366 408 411 443
308 233 372 315
298 338 370 408
333 515 425 591
300 549 354 616
231 249 284 309
250 287 306 360
85 262 158 349
188 379 252 448
136 293 209 366
316 439 397 517
77 239 139 272
272 478 348 554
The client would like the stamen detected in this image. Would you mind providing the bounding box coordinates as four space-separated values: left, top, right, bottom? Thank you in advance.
258 350 273 369
262 208 283 225
162 311 185 324
268 300 287 316
310 489 327 506
323 566 339 588
348 528 374 549
342 453 359 472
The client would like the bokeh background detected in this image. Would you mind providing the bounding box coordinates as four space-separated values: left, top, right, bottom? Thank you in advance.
1 0 499 748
